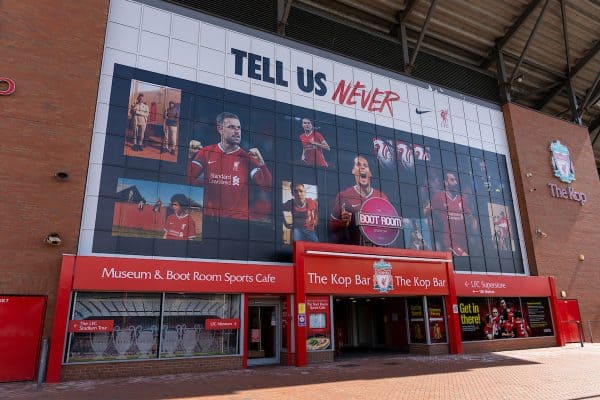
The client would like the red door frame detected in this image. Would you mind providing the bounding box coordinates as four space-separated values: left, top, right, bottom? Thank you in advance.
47 255 76 383
47 253 565 380
47 255 295 382
555 298 583 344
0 295 47 382
294 241 458 366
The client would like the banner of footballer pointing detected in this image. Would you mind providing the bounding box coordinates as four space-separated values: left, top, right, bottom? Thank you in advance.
94 67 522 274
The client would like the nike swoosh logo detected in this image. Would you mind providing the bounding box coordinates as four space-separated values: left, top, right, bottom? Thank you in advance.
208 160 217 164
415 108 431 115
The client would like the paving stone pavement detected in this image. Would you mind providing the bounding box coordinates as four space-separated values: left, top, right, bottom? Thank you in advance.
1 344 599 400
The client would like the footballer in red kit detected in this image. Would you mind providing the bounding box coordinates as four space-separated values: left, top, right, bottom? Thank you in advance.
187 112 272 220
163 194 197 240
425 171 477 256
283 183 319 242
493 210 511 250
329 156 388 245
512 311 531 338
299 118 330 167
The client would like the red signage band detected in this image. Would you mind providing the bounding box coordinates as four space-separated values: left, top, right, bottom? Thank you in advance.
205 318 240 330
68 320 114 333
454 274 551 297
72 256 294 293
304 254 449 295
0 77 16 96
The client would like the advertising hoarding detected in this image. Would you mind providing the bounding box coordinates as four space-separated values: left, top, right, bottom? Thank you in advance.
81 0 526 275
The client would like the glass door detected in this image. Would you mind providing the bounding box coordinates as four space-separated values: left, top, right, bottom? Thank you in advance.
247 302 280 365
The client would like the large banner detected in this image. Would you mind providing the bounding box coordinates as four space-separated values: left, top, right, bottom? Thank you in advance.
81 0 525 274
458 297 554 341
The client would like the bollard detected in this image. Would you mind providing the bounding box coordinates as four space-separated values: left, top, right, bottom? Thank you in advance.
37 338 49 388
577 321 584 347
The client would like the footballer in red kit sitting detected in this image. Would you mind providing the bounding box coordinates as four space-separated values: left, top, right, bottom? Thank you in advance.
163 194 196 240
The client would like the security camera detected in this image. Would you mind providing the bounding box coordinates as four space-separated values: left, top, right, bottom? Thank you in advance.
45 233 62 246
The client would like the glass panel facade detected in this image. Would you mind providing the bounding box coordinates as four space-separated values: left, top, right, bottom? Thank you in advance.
91 67 524 274
66 292 240 363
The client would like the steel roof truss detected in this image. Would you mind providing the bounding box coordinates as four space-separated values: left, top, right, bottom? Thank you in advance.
509 0 551 85
406 0 439 73
559 0 581 124
396 0 419 24
482 0 543 69
497 49 511 103
536 40 600 109
278 0 294 34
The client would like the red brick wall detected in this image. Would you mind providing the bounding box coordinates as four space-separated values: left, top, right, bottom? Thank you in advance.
503 103 600 336
281 351 296 365
61 356 243 381
307 350 334 364
0 1 109 335
463 336 556 354
408 343 449 355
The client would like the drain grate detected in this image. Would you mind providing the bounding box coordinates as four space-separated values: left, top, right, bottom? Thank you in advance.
340 363 359 368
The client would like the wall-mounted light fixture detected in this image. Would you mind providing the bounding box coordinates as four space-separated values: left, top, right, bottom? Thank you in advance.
45 233 62 246
560 291 567 298
54 171 69 181
535 228 548 238
578 254 585 262
525 172 536 191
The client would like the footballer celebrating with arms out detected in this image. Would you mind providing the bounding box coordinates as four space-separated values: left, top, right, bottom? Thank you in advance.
188 112 272 220
329 155 388 245
299 117 330 167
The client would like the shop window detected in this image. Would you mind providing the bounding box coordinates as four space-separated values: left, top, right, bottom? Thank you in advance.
65 292 240 363
161 293 240 357
306 296 331 351
407 297 426 344
458 297 554 341
66 292 161 362
426 297 447 343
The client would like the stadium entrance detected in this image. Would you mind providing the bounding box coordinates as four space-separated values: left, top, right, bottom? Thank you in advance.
333 296 409 355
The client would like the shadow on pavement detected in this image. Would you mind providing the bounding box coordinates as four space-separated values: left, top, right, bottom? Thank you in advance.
0 351 541 400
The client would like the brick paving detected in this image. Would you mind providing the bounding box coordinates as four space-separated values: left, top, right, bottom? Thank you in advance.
1 344 599 400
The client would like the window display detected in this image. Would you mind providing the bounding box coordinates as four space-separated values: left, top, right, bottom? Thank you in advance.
65 292 240 363
458 297 553 341
306 296 331 351
66 292 161 362
407 297 426 344
427 297 447 343
161 294 240 357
